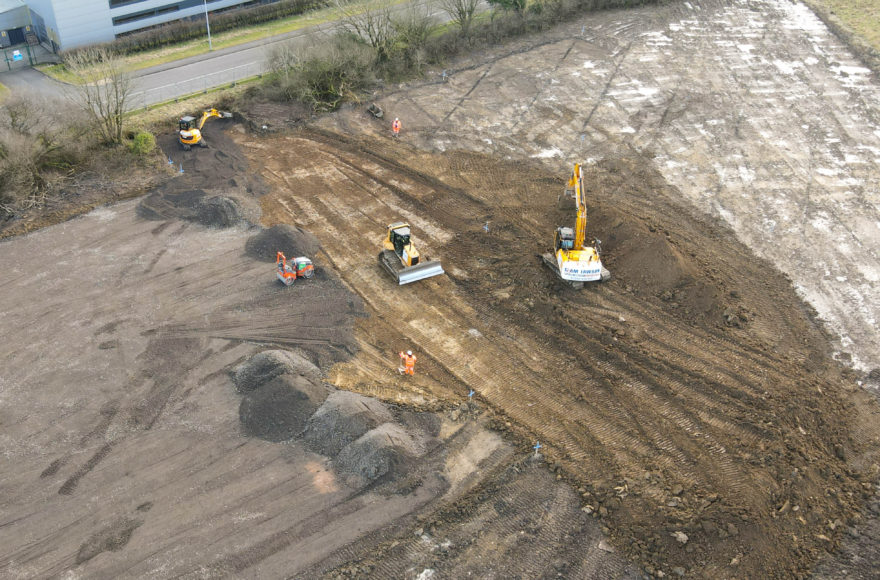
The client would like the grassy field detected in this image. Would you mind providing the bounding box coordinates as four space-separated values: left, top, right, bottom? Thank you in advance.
804 0 880 69
818 0 880 48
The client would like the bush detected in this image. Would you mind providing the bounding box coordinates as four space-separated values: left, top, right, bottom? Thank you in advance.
254 0 665 109
127 130 156 155
268 34 376 111
0 93 87 218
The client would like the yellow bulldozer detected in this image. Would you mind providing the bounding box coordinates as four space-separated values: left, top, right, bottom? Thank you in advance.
178 108 232 150
379 222 444 285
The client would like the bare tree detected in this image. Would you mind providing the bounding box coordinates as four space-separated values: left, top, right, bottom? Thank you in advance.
439 0 480 35
64 47 132 145
0 93 85 215
333 0 396 62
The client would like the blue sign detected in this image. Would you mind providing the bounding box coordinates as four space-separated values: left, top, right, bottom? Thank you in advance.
12 50 22 61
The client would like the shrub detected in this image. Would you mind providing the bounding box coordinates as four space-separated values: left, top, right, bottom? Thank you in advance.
269 34 376 111
0 93 87 218
127 130 156 155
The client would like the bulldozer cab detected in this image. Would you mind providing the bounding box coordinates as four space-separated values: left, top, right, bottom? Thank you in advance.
389 225 411 256
179 116 196 131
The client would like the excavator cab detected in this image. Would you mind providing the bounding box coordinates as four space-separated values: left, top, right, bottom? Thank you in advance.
555 227 575 251
179 116 197 132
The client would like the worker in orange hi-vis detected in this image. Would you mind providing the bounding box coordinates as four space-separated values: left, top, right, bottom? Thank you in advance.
398 350 416 375
392 117 401 138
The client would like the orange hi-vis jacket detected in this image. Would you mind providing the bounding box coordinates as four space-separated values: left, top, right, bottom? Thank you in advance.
399 351 416 370
392 119 401 134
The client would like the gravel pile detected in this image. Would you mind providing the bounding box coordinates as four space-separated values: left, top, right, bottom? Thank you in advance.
245 224 321 262
239 373 330 442
302 391 394 456
335 423 420 482
232 349 321 393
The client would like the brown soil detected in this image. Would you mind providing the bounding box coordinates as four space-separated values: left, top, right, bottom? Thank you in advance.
4 1 880 578
234 123 880 578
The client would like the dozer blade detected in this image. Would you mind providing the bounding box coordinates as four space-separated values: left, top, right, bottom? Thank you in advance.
397 260 444 285
380 250 444 285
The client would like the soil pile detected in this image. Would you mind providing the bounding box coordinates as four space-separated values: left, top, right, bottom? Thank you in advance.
245 127 880 578
335 423 420 482
245 224 322 262
232 348 321 393
239 373 330 441
196 196 242 228
137 127 266 227
303 391 394 456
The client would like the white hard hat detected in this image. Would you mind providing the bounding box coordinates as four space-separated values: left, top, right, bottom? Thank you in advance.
395 117 399 121
407 350 412 356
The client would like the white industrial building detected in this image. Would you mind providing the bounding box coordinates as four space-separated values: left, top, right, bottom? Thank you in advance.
1 0 261 51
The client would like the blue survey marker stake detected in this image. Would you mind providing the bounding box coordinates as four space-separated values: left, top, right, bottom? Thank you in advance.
483 221 490 233
179 164 184 174
168 157 174 165
468 389 475 400
533 441 542 455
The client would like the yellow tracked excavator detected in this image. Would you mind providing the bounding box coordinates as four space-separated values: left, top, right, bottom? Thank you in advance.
379 222 444 285
542 163 610 287
178 108 233 150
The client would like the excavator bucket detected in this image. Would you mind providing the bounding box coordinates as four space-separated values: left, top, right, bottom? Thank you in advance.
379 250 444 285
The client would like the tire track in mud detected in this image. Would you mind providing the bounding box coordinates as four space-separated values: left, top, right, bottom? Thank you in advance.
253 132 770 501
242 128 879 577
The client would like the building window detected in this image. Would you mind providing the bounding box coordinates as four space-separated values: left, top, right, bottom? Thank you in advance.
109 0 152 8
112 4 180 25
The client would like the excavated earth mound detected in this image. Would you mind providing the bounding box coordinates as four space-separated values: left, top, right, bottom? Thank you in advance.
239 373 330 441
244 224 322 262
242 126 880 579
232 348 321 393
303 391 395 457
137 128 266 226
196 196 242 228
335 423 422 482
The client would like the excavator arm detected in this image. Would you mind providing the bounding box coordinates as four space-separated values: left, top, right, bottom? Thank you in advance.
569 163 588 251
197 108 232 129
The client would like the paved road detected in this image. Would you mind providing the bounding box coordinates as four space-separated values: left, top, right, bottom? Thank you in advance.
0 0 454 109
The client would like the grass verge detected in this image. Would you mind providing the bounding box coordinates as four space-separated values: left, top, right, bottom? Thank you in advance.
803 0 880 72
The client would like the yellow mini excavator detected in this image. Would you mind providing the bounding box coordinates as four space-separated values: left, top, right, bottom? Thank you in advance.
379 222 444 285
178 108 233 150
542 163 610 287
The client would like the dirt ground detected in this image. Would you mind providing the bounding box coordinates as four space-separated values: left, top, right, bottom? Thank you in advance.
3 0 880 578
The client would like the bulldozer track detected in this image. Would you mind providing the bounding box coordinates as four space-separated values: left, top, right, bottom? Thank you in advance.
243 121 878 577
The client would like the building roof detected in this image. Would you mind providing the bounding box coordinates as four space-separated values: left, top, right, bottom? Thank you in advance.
0 0 26 15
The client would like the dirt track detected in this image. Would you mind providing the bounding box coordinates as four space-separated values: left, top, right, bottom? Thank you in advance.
2 0 880 578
